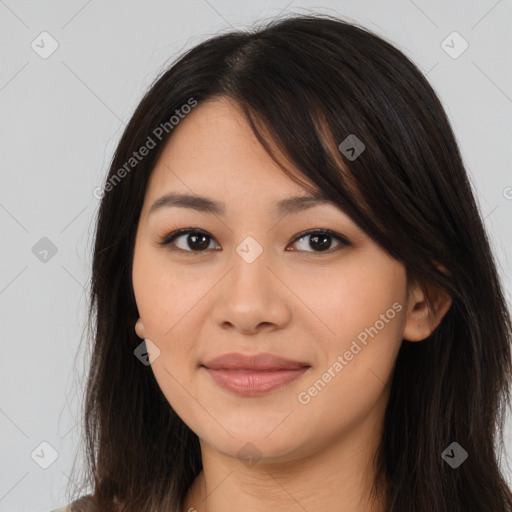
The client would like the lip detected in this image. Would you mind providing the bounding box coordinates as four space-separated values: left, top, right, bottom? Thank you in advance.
202 352 310 396
203 352 310 371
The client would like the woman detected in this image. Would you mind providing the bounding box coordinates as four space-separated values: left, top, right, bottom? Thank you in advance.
60 13 512 512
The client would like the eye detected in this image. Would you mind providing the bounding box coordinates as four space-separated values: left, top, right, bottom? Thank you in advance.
287 229 351 253
159 228 220 252
158 228 351 254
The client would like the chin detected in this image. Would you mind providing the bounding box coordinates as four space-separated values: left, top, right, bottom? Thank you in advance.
196 417 310 463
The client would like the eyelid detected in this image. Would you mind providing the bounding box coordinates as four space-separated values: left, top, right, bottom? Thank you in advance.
289 228 352 249
159 227 352 253
159 228 220 251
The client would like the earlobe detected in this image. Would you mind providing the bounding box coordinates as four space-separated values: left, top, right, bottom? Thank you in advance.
135 317 146 339
402 281 452 342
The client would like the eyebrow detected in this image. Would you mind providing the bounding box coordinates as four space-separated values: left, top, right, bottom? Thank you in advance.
148 191 335 217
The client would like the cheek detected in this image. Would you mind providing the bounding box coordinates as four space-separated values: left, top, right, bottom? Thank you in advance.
296 257 407 416
132 247 211 414
332 263 406 343
132 252 205 424
286 253 407 347
132 243 207 340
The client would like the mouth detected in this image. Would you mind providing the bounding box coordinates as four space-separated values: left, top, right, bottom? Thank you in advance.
201 352 311 396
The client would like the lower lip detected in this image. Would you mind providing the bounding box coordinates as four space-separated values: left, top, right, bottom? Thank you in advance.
203 367 310 396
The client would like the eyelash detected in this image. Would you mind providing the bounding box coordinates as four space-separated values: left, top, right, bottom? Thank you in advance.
158 228 352 255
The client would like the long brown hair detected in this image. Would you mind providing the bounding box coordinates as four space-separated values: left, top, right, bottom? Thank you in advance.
67 14 512 512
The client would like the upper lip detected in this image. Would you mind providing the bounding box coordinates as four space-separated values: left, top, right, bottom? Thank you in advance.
202 352 310 371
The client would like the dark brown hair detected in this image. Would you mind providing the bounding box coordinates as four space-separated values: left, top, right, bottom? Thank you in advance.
67 13 512 512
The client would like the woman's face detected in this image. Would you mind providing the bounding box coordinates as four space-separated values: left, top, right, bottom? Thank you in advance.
132 97 415 465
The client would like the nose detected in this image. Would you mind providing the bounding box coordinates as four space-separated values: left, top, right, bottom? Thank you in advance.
211 247 292 335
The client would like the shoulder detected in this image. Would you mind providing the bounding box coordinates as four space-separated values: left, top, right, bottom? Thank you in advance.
50 495 96 512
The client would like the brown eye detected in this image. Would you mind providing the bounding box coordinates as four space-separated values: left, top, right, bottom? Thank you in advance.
160 229 220 252
287 229 351 253
160 228 351 255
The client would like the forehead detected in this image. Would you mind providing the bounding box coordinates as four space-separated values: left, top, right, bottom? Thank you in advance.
145 97 319 202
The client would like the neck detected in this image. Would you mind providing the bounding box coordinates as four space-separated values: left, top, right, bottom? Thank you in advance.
181 403 387 512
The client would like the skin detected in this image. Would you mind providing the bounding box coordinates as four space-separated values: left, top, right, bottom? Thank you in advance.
131 97 452 512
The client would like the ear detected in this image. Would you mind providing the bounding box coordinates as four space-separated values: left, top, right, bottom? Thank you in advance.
135 317 146 339
402 277 452 342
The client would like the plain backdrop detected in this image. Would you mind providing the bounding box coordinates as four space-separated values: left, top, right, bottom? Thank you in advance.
1 1 511 510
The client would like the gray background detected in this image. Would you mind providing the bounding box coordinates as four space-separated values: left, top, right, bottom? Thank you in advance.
1 1 511 510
